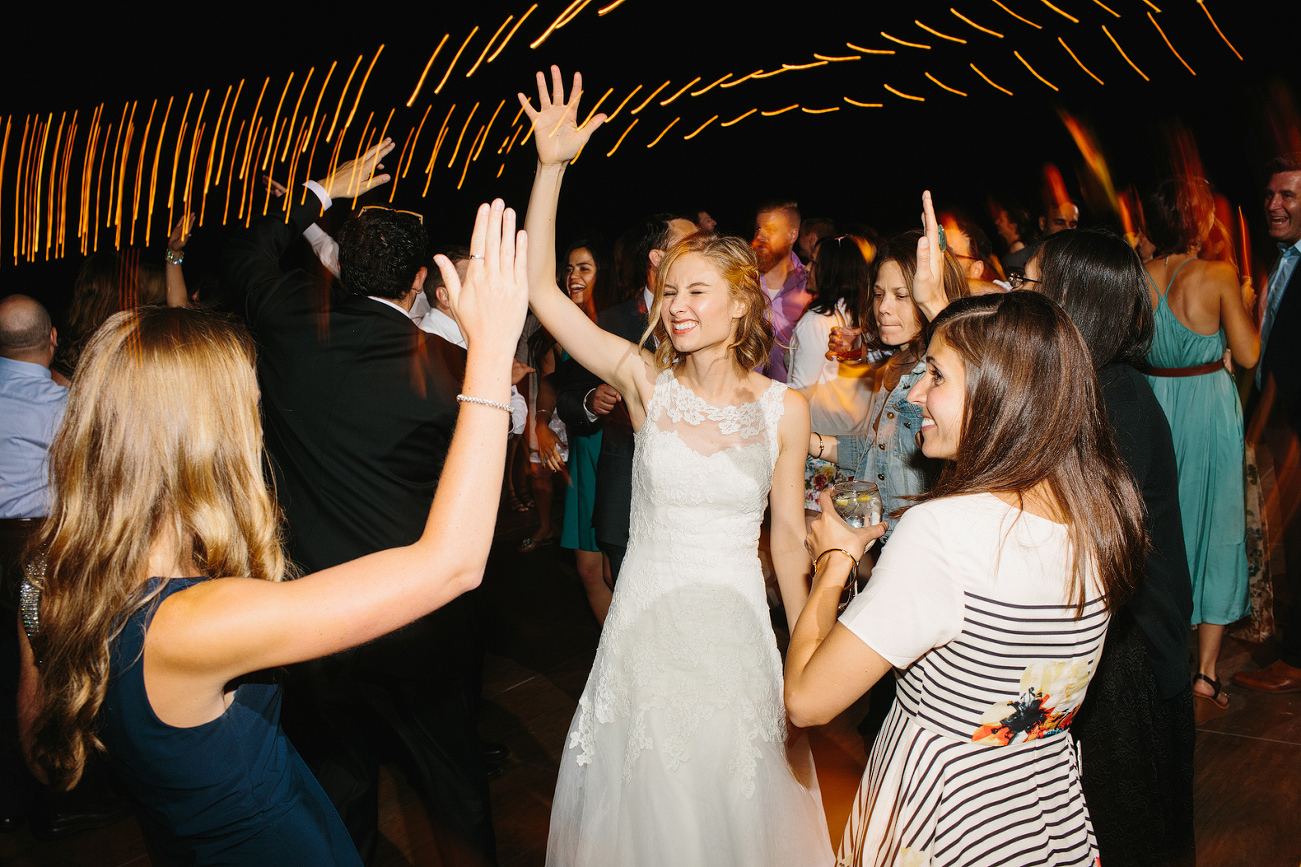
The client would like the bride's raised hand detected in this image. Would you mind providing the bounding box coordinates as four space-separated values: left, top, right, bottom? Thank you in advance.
518 66 606 167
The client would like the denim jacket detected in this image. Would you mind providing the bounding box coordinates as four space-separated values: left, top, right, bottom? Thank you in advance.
836 359 938 541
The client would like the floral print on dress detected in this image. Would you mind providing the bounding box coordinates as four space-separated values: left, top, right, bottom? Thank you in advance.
971 658 1093 746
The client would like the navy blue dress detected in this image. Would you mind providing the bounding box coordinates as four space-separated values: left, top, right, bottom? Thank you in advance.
99 577 361 866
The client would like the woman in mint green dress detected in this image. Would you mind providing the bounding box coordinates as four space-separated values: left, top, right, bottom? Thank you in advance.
1142 179 1259 714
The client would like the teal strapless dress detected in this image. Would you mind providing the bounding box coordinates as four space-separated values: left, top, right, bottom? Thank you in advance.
1144 266 1249 625
559 349 603 553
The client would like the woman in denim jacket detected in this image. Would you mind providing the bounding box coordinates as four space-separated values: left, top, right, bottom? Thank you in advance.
810 229 969 541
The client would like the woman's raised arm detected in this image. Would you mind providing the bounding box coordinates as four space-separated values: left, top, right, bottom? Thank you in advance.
145 201 528 719
519 67 652 411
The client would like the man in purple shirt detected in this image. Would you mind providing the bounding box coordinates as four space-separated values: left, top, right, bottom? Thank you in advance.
751 199 812 382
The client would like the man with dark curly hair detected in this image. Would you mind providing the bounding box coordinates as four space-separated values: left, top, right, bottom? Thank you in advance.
223 140 496 866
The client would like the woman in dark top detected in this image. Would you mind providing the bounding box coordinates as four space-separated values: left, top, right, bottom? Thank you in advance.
1026 228 1196 867
17 191 527 865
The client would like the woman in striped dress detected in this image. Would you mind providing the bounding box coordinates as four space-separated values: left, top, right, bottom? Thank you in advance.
786 282 1146 863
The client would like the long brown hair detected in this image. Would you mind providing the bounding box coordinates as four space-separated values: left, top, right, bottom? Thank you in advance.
862 229 969 359
921 292 1146 614
642 233 773 372
25 306 288 789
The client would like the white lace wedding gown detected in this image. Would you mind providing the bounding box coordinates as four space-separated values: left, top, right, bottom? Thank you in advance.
546 368 834 866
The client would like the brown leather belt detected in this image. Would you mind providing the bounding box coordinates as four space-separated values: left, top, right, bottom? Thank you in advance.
1143 360 1225 377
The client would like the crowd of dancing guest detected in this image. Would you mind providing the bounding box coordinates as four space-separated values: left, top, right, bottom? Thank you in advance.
6 58 1299 867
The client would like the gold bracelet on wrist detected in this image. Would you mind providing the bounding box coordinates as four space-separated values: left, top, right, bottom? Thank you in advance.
814 547 861 614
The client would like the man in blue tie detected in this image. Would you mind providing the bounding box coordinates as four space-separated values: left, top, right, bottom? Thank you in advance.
1237 156 1301 693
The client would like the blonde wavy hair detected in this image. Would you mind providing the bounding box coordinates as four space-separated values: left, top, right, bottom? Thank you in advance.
25 306 288 790
640 233 773 372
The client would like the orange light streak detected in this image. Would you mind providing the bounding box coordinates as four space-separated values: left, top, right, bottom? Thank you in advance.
113 117 131 251
881 32 931 49
781 60 829 71
245 76 270 158
239 117 262 219
48 112 66 257
720 69 766 87
581 88 614 127
264 74 293 170
245 127 268 227
597 0 627 13
530 0 589 49
407 37 448 107
457 127 483 189
217 78 244 178
760 104 799 116
205 86 231 196
916 20 966 42
1088 0 1119 17
447 102 479 168
345 45 385 133
435 29 477 94
605 85 642 122
130 100 155 244
0 117 10 255
660 78 701 106
605 117 639 156
846 43 896 54
646 117 679 147
814 53 860 62
467 16 513 78
801 106 840 114
498 133 512 154
300 114 327 205
720 108 757 126
1196 1 1241 61
389 125 415 203
989 0 1041 29
633 81 671 114
884 84 925 101
13 116 29 262
147 96 173 243
58 114 75 257
692 74 733 95
1035 0 1078 23
971 62 1014 94
404 105 434 177
497 164 505 178
926 71 969 95
302 63 333 155
327 57 362 143
1014 50 1059 90
1147 11 1195 74
378 107 396 148
1059 37 1104 84
183 122 204 227
752 68 790 80
506 122 525 153
683 115 718 139
489 5 536 62
950 8 1004 37
281 68 314 162
107 103 128 228
426 105 456 174
283 117 310 217
1103 24 1149 80
325 119 347 198
223 121 243 224
844 97 885 108
475 100 506 160
1142 0 1161 10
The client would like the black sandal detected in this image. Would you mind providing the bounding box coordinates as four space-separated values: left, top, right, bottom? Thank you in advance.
1193 672 1229 710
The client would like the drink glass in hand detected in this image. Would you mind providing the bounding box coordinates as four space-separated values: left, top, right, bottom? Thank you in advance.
826 326 864 363
831 481 882 528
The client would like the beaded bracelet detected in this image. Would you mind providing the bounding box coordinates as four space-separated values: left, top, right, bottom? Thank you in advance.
457 394 511 413
814 547 861 614
815 432 825 459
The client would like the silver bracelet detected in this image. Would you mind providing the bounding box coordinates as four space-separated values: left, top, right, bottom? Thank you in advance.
457 394 511 413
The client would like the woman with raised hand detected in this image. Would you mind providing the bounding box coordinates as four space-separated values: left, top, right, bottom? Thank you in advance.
786 220 1145 864
17 198 527 866
519 66 834 865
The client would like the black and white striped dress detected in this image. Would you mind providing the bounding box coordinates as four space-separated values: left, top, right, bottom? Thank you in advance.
838 493 1108 867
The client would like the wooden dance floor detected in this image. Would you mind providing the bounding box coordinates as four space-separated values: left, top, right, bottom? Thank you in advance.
4 504 1299 866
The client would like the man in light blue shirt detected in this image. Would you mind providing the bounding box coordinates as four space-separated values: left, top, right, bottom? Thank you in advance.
0 295 67 519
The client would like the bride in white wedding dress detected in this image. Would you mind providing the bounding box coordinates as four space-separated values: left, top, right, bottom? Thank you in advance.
519 68 834 867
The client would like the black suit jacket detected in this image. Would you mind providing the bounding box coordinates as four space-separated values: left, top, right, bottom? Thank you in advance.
556 295 649 548
223 195 467 678
1254 257 1301 429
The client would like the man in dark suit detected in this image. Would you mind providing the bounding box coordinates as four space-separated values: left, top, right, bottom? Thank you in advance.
222 139 496 865
555 214 695 580
1237 157 1301 694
